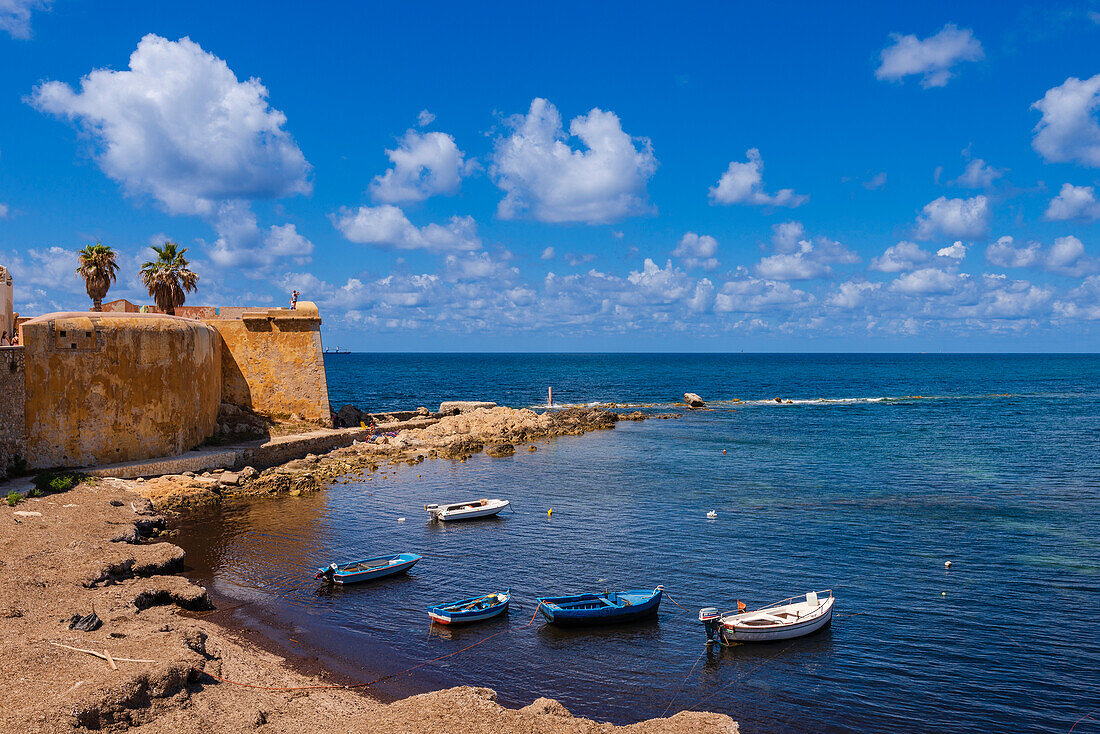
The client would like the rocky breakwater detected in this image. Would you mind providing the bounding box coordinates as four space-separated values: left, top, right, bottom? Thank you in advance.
135 406 667 512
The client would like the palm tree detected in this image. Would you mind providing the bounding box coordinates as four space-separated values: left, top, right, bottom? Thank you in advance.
75 242 119 312
140 241 198 315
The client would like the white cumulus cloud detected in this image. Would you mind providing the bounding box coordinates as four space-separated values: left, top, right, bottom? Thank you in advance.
31 34 312 268
754 222 859 280
672 232 719 270
915 195 990 240
31 34 311 217
369 129 473 204
0 0 50 39
890 268 969 295
949 158 1004 188
870 241 932 272
491 97 657 224
1044 183 1100 221
827 281 879 309
985 234 1097 276
875 24 984 88
334 204 481 253
709 148 807 207
1032 73 1100 166
937 241 967 260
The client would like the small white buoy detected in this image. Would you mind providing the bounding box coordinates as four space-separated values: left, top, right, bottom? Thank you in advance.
944 561 953 569
706 510 718 519
397 517 406 523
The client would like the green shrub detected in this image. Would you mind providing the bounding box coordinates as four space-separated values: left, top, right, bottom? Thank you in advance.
32 470 86 495
6 491 19 507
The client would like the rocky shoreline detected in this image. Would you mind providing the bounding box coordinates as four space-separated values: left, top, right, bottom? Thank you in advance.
134 405 675 513
0 404 734 733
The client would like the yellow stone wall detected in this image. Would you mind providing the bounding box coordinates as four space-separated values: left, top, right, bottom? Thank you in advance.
21 313 222 468
204 301 331 426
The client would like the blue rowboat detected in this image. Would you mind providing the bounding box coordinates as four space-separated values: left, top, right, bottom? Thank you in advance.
536 586 663 625
315 553 421 585
427 589 511 625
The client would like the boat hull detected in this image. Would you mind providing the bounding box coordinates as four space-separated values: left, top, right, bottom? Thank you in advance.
538 588 662 626
319 553 422 585
428 593 510 625
437 504 507 521
721 598 834 642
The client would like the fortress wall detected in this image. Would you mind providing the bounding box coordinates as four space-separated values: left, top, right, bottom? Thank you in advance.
21 313 222 468
0 346 27 478
204 302 331 426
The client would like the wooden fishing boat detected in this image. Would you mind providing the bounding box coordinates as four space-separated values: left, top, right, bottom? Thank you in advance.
427 589 511 625
700 590 834 644
315 553 422 585
424 498 510 521
536 586 663 625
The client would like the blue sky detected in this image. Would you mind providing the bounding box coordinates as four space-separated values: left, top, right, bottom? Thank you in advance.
1 1 1100 351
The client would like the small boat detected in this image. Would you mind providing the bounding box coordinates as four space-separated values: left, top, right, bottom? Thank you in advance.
700 590 834 644
537 586 663 625
427 589 511 625
425 498 510 521
315 553 422 584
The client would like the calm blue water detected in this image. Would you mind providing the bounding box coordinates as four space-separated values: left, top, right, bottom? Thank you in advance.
176 354 1100 733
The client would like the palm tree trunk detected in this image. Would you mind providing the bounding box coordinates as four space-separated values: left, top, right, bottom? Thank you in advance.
166 307 175 316
92 298 102 312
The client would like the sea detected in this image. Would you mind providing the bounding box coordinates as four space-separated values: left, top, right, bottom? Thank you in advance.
173 354 1100 733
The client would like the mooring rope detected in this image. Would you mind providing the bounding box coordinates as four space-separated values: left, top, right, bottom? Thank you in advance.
661 645 707 717
678 639 799 713
192 603 543 692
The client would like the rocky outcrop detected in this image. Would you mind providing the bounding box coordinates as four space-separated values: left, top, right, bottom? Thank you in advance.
333 404 367 428
485 443 516 458
684 393 705 408
439 400 498 414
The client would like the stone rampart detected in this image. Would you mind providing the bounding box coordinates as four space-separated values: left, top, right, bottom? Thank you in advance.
21 313 222 468
0 346 27 478
204 301 331 426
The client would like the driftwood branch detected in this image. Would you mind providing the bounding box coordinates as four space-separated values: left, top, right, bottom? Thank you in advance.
49 642 157 664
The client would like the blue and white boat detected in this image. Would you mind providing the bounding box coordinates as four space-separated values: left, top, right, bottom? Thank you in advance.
536 586 663 625
315 553 421 585
427 589 511 625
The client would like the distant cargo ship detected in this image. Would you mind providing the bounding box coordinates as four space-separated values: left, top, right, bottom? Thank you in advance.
323 347 350 354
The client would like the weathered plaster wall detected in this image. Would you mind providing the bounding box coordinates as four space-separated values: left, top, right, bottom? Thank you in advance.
205 302 331 426
0 265 13 340
0 346 27 478
21 313 222 468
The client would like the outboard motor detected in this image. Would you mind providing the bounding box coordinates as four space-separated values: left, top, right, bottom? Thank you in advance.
699 607 721 645
315 563 337 582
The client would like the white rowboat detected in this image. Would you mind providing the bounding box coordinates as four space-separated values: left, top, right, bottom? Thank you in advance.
700 590 835 644
425 498 510 521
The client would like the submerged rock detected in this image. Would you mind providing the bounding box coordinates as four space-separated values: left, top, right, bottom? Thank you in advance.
485 443 516 458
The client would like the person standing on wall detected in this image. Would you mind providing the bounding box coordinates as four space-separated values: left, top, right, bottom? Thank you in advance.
290 290 299 310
